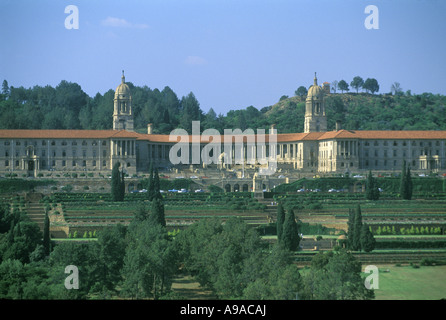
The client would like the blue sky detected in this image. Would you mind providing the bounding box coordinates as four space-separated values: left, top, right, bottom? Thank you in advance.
1 0 445 115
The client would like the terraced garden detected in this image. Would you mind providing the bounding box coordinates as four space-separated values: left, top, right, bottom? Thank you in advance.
43 192 273 237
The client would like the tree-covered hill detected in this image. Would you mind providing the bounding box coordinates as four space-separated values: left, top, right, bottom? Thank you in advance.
1 79 445 134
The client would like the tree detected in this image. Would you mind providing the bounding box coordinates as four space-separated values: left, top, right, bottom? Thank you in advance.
391 82 403 95
347 205 363 251
93 224 127 294
331 80 339 93
121 221 178 299
302 250 374 300
400 160 412 200
147 164 154 201
338 80 349 93
149 198 166 227
111 162 125 201
276 202 286 243
153 169 162 200
2 80 9 98
350 76 364 93
363 78 379 94
179 92 202 133
365 170 380 200
360 224 376 252
352 204 363 251
281 209 300 251
43 211 50 256
295 86 308 100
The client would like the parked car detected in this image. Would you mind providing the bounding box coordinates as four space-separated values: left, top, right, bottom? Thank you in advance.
195 189 204 193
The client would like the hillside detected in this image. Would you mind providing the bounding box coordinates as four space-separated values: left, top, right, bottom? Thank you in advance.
1 79 445 134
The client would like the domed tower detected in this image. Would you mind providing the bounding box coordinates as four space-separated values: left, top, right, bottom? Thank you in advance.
304 72 327 133
113 70 134 131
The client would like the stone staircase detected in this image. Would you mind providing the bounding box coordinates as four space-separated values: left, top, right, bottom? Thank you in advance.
24 193 45 232
258 198 277 223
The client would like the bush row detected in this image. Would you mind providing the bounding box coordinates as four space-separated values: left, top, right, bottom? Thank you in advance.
375 240 446 249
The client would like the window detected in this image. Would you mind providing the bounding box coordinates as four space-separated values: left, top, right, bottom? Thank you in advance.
4 141 10 146
16 141 21 146
92 160 96 167
62 150 66 157
72 161 76 167
82 140 87 146
82 160 86 167
102 160 106 167
103 150 107 157
5 160 9 166
102 141 107 146
42 140 46 146
72 141 77 146
51 141 56 146
62 160 66 167
62 141 67 146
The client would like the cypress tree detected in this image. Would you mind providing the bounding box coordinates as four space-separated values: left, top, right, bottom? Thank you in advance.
406 166 413 200
149 198 166 227
347 208 355 250
43 211 50 255
281 209 299 251
353 204 363 251
360 224 376 252
147 164 155 201
365 170 380 200
153 169 162 200
400 160 412 200
276 202 285 242
111 162 125 201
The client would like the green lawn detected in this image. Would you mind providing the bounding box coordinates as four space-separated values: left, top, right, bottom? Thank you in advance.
370 265 446 300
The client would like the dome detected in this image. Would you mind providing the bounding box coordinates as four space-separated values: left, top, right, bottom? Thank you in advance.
115 70 131 97
307 72 323 100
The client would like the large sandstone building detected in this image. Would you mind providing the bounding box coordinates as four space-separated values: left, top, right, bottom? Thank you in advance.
1 72 445 179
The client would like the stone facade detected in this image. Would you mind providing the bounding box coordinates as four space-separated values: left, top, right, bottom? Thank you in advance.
1 73 446 177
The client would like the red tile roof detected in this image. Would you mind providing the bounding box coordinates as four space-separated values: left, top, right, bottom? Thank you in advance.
1 129 446 143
